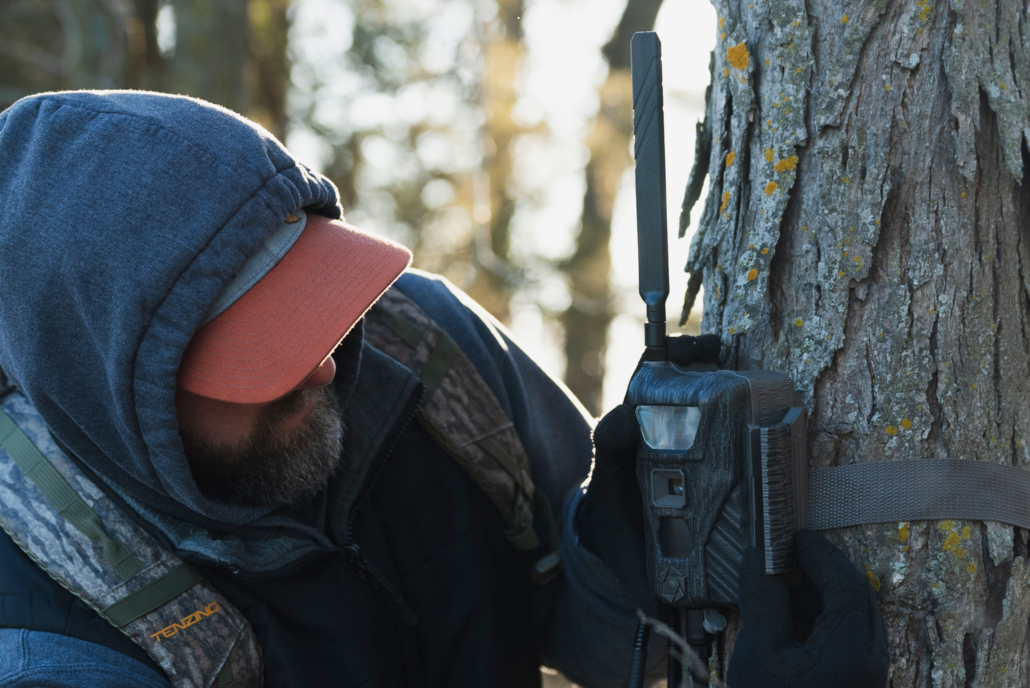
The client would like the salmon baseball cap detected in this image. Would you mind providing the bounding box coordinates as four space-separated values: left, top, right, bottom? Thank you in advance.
177 210 412 403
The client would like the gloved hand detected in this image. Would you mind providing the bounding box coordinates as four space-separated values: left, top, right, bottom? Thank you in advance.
576 334 720 617
729 530 889 688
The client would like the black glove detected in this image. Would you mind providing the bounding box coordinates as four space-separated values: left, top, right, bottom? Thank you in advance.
576 334 720 617
729 530 889 688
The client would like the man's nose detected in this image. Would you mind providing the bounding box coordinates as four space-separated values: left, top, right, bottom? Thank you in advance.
295 354 337 391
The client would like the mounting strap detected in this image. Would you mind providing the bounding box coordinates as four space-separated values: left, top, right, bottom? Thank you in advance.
807 459 1030 530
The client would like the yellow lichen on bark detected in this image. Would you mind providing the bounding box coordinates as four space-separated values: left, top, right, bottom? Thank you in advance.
720 191 731 215
764 181 778 195
746 268 758 281
726 42 750 70
917 0 931 22
942 530 966 557
725 151 736 166
774 155 799 172
865 566 881 591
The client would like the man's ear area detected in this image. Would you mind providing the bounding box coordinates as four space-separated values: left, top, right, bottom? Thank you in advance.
173 385 268 449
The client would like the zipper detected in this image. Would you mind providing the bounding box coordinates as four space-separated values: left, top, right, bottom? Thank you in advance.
230 384 425 627
344 384 425 544
342 542 419 625
341 383 426 626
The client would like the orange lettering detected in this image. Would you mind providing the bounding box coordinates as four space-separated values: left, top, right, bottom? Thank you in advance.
150 601 222 642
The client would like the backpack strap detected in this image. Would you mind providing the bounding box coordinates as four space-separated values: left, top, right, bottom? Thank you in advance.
0 391 263 688
366 289 561 582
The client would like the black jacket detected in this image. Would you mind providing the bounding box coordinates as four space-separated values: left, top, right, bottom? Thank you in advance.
0 273 593 687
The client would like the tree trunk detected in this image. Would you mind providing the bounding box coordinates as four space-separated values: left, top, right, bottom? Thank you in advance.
127 0 167 92
246 0 290 140
168 0 250 113
0 0 131 106
465 0 525 324
66 0 132 90
0 1 68 107
0 0 261 121
682 0 1030 684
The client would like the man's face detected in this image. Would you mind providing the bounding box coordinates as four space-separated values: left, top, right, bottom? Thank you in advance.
174 357 344 507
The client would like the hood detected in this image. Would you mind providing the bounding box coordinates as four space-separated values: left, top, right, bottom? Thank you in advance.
0 91 341 527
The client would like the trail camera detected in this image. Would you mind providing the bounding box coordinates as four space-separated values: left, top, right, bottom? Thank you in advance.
629 32 808 609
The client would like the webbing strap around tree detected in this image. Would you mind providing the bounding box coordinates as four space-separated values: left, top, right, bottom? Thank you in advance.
0 409 145 581
807 458 1030 530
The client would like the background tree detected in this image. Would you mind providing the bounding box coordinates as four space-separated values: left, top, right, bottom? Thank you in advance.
292 0 490 291
0 0 286 133
0 0 131 106
462 0 525 322
683 0 1030 682
167 0 249 111
559 0 665 416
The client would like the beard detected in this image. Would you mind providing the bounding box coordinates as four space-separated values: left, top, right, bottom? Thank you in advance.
181 385 344 508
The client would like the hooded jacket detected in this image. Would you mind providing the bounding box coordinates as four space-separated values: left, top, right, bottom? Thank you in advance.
0 92 660 687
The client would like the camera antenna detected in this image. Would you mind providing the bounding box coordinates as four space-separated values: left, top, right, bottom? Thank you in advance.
632 31 669 362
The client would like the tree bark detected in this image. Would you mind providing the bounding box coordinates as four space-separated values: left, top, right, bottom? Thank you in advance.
683 0 1030 684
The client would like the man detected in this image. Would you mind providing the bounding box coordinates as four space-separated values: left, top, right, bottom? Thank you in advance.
0 91 887 687
0 89 661 688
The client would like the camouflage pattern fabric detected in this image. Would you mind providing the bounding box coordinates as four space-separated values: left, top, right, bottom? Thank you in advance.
367 290 541 552
0 390 263 688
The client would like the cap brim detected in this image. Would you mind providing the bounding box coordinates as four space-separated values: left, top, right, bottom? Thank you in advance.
178 214 412 403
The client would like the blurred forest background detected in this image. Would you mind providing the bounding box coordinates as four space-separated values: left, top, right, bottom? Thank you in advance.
0 0 714 420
